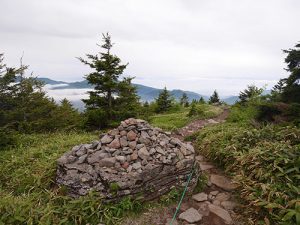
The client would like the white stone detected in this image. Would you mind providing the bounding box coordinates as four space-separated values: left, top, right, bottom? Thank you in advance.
178 207 202 223
192 192 208 202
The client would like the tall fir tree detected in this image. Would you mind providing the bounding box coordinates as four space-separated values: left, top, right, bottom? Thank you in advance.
239 85 263 104
281 42 300 103
198 96 205 104
78 33 139 128
155 87 173 113
209 90 220 104
180 93 189 107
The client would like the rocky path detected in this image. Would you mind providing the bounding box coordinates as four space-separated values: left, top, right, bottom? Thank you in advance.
123 108 244 225
174 108 230 138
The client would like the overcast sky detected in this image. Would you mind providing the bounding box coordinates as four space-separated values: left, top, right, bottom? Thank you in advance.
1 0 299 96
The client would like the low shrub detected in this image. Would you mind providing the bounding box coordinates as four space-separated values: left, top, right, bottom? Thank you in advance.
196 123 300 224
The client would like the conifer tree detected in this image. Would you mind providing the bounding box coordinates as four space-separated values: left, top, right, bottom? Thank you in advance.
78 33 139 127
116 77 140 120
155 87 173 113
188 102 197 116
198 96 205 104
180 93 189 107
209 90 220 104
281 42 300 103
239 85 263 104
143 101 149 107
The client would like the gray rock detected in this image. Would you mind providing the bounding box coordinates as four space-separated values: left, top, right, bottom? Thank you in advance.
78 154 87 164
123 148 133 155
76 147 87 156
120 130 127 136
136 144 145 150
156 147 166 155
140 130 150 139
115 156 126 164
138 147 150 160
120 136 128 147
112 150 121 156
186 143 195 153
98 157 116 167
128 141 137 149
132 162 142 170
149 148 156 155
199 162 214 171
215 192 230 202
178 207 202 223
107 138 121 149
101 135 113 144
192 192 208 202
87 152 109 164
108 129 119 136
138 137 150 145
221 201 238 210
208 204 233 224
127 130 137 141
210 175 238 191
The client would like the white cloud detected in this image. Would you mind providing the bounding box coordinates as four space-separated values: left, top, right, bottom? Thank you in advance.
0 0 299 95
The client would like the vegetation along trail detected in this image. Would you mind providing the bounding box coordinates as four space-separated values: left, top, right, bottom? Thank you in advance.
124 107 244 225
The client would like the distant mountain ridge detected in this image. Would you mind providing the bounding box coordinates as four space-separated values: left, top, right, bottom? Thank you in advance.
38 77 238 105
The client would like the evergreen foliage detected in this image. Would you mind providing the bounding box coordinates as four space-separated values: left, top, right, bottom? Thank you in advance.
0 54 81 148
180 93 189 107
78 33 139 128
155 87 173 113
238 85 264 104
198 96 205 104
188 102 197 116
281 42 300 103
208 90 220 104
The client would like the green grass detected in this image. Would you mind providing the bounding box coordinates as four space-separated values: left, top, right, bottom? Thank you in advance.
0 132 184 225
149 104 223 131
195 120 300 225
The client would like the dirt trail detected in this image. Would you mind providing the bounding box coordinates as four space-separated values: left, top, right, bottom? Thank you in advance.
174 108 230 139
123 108 245 225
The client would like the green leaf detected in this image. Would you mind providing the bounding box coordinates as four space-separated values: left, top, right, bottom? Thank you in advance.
282 210 296 221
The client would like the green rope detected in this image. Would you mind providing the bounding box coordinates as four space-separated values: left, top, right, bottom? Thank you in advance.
170 164 195 225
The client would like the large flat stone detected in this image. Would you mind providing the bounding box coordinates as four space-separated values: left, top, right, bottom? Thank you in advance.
199 162 214 171
210 174 237 191
192 192 208 202
208 204 233 224
178 207 202 223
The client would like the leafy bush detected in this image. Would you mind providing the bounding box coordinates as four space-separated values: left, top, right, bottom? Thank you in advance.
0 127 16 149
227 103 258 124
256 102 286 122
196 123 300 224
188 103 223 119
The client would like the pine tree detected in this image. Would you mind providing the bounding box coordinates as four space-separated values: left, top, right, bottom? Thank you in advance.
198 96 205 104
143 101 149 107
180 93 189 107
209 90 220 104
78 33 138 128
155 87 173 113
281 42 300 103
188 102 197 116
239 85 263 104
116 77 140 120
51 98 81 130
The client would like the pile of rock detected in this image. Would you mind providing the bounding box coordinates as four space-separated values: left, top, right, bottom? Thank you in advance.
56 118 199 200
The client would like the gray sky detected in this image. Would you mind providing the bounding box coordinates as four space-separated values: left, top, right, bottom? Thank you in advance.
1 0 299 96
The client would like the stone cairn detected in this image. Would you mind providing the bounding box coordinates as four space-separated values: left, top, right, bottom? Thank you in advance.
56 118 199 201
